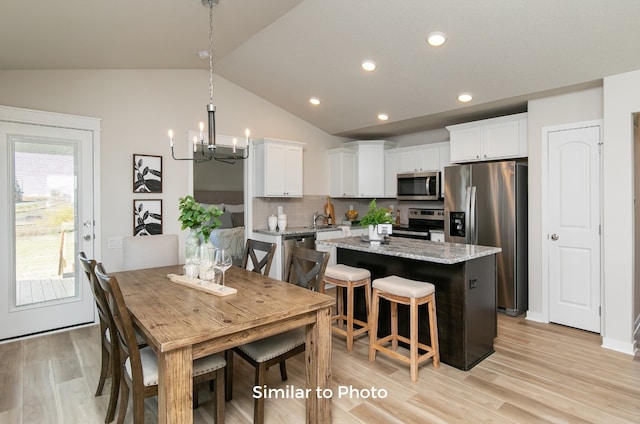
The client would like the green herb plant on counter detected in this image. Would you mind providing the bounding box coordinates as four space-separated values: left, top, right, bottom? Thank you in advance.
178 195 223 243
359 199 394 226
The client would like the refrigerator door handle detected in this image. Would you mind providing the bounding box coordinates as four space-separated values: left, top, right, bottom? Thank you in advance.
465 186 472 243
469 186 477 244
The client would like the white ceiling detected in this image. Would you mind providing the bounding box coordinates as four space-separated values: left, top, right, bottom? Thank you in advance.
2 0 640 138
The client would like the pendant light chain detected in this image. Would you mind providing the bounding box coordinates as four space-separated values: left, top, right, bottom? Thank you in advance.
208 0 214 105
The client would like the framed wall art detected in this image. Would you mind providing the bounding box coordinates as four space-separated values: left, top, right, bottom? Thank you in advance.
133 199 162 236
133 154 162 193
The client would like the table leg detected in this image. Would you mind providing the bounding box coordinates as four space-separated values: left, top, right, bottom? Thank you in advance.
306 306 332 424
158 346 193 424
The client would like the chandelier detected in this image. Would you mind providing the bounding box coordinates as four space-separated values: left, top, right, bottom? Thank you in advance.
168 0 250 164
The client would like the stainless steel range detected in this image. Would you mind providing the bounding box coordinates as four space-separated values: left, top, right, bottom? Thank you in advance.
393 208 445 240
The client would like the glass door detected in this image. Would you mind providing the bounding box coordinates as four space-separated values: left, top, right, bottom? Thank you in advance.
0 118 96 341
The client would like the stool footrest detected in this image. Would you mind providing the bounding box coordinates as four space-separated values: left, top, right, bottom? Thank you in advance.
332 323 369 338
372 335 437 365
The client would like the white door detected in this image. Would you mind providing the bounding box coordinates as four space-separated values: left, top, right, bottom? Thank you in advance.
547 124 601 332
0 116 97 340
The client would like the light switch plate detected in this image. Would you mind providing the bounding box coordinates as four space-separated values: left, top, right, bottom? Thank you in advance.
107 237 123 249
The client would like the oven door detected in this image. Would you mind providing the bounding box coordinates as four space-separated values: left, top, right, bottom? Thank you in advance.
397 172 440 200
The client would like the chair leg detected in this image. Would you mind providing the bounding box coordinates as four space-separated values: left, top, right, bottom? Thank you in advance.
346 283 354 352
96 342 109 396
390 301 398 351
193 382 199 409
105 348 120 423
364 279 372 335
214 369 225 424
410 298 419 382
279 360 288 381
336 286 344 330
225 349 234 401
429 296 441 369
116 378 129 424
254 363 267 424
368 289 380 362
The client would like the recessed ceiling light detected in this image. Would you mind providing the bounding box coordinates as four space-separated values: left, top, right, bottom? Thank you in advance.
377 113 389 121
427 32 447 47
197 50 209 59
458 93 473 103
361 60 377 72
309 97 321 106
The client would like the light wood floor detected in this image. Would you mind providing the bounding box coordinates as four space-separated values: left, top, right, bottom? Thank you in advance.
1 314 639 423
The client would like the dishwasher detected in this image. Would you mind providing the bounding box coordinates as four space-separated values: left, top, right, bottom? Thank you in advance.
281 232 316 280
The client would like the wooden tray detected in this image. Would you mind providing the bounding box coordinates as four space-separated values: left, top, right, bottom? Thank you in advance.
166 273 237 296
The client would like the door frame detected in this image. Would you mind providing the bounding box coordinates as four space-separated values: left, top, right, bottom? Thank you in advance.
0 105 101 339
540 119 603 328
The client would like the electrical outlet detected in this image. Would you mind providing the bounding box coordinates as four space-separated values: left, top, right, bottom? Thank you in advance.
108 237 123 249
469 278 478 289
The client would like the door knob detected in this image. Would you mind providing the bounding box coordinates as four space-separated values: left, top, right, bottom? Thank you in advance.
551 233 559 241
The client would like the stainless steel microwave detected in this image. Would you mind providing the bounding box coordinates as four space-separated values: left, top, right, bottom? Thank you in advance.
397 171 441 200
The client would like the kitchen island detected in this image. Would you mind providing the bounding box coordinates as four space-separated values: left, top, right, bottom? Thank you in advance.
316 236 501 371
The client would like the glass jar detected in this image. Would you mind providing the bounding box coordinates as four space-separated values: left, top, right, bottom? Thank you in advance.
185 228 201 264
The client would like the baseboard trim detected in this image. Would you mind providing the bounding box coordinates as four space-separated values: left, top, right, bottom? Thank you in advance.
601 336 636 356
525 311 547 323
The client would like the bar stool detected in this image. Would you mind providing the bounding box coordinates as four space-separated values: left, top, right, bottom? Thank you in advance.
321 264 371 351
369 275 440 382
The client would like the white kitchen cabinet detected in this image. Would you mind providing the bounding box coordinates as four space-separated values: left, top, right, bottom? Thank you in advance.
384 150 399 197
438 141 451 176
447 113 527 163
328 148 357 197
397 145 441 173
342 140 397 198
253 138 305 197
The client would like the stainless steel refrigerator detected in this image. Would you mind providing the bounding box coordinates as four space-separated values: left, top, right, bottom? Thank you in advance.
444 161 528 316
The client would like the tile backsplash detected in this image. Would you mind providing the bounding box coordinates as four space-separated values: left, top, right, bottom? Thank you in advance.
252 196 443 229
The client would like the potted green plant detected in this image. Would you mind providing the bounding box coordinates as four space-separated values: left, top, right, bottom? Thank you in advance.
360 199 393 241
178 195 223 259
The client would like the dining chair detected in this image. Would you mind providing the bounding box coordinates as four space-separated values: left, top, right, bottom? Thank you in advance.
93 263 226 424
224 239 278 399
78 252 120 424
241 239 277 275
122 234 179 271
228 246 329 424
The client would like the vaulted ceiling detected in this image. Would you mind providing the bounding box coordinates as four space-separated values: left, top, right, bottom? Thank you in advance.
2 0 640 138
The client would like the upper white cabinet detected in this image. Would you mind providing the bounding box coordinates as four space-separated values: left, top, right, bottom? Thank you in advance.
397 144 441 173
447 113 527 163
384 150 399 198
253 138 305 197
328 148 357 197
329 140 397 198
349 140 397 198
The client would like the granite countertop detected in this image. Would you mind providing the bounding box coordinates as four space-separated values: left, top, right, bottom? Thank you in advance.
316 236 501 265
253 226 347 236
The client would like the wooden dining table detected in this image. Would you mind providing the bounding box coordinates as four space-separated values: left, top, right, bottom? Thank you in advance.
111 264 334 424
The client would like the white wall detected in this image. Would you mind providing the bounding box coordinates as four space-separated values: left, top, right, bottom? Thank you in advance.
526 87 603 322
390 128 450 147
602 70 640 353
0 70 341 270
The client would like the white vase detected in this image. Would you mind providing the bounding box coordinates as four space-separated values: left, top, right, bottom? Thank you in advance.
368 224 383 241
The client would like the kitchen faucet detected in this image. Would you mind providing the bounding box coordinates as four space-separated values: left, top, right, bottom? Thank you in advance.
312 211 329 228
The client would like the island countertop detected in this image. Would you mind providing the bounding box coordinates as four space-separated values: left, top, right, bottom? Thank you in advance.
316 236 501 265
